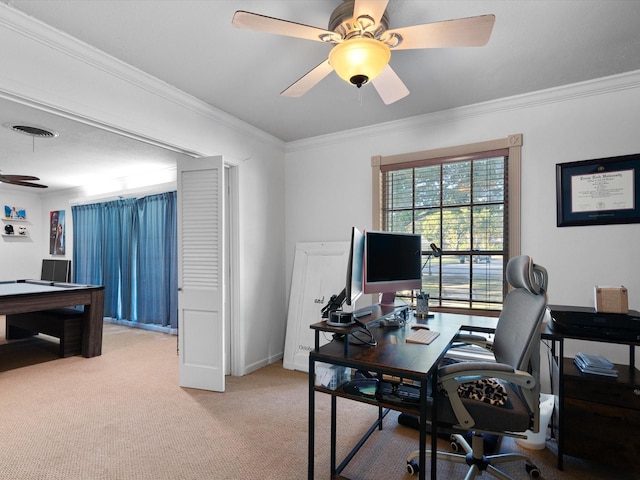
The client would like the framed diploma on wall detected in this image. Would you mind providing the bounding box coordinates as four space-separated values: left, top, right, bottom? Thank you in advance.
556 153 640 227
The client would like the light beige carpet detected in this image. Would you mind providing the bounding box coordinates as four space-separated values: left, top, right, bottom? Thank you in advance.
0 322 636 479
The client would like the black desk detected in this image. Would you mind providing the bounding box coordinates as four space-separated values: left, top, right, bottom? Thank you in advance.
308 307 498 480
0 280 105 357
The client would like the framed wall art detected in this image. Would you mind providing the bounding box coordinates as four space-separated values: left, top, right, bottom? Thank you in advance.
3 205 26 219
50 210 66 255
556 153 640 227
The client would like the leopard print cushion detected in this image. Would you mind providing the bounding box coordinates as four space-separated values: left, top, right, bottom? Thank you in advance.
439 377 508 406
457 378 508 406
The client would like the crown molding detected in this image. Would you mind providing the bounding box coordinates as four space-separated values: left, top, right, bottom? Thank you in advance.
0 4 284 151
286 69 640 153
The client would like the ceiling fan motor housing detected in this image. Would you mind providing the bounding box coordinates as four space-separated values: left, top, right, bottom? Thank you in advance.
328 0 389 38
327 1 391 88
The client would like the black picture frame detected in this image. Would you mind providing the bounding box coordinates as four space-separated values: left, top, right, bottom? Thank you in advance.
556 153 640 227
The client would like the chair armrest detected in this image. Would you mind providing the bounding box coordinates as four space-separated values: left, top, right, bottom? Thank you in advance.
440 362 535 388
451 333 493 351
439 361 509 376
438 362 536 429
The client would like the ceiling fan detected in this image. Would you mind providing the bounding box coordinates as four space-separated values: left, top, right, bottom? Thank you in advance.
232 0 495 104
0 171 48 189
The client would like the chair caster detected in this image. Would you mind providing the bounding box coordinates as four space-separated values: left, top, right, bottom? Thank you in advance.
406 459 419 475
406 452 420 475
526 463 541 478
450 437 463 453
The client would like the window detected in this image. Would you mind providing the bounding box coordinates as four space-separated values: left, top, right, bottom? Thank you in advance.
372 135 522 314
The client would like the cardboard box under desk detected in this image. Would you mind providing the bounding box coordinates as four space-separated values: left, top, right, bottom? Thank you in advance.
594 286 628 314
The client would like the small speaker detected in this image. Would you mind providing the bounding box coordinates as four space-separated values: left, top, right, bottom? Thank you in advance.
326 310 355 326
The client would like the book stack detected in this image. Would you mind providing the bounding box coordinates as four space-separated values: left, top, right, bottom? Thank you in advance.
574 352 618 377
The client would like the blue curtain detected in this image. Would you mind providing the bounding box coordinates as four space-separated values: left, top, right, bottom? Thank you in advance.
72 203 104 286
102 199 137 319
136 192 178 327
71 192 177 328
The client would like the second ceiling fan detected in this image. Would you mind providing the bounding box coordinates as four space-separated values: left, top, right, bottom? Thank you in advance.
0 171 47 189
232 0 495 105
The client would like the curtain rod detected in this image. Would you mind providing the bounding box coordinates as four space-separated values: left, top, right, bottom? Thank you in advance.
68 182 177 206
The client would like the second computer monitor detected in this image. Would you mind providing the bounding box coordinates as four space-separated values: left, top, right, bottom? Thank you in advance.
363 231 422 305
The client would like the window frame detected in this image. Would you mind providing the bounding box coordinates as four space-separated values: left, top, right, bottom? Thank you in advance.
371 134 523 316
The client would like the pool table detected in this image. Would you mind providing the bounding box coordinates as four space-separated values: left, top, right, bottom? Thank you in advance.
0 280 105 357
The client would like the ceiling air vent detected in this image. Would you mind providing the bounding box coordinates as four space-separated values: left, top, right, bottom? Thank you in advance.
8 124 58 138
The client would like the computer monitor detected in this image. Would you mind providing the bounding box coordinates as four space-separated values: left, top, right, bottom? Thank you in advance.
345 226 364 307
363 231 422 306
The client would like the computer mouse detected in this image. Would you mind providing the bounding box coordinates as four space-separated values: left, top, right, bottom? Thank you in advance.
411 324 429 330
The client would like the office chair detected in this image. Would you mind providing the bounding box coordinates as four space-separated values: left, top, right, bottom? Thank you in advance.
406 255 548 479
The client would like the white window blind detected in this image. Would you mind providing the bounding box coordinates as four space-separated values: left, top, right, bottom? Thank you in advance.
380 152 508 312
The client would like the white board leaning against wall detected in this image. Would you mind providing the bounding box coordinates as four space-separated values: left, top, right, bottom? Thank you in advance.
283 242 349 372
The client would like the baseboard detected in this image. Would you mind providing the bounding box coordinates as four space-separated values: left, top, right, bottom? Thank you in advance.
103 317 177 335
243 352 284 376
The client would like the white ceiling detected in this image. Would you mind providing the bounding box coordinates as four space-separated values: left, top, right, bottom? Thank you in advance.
1 0 640 192
0 102 189 193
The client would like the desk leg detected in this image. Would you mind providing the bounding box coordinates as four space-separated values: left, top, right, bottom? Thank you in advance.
308 356 315 480
430 373 437 480
557 338 564 470
331 395 337 477
418 396 427 480
415 378 429 480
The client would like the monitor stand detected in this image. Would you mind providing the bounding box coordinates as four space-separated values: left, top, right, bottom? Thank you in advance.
380 291 396 306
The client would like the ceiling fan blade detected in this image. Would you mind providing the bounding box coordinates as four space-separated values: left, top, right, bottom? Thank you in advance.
281 59 334 97
385 14 496 50
0 174 40 182
353 0 389 27
371 64 409 105
1 179 48 188
232 11 338 43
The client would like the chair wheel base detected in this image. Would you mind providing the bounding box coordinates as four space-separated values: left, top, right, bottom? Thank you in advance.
405 443 542 479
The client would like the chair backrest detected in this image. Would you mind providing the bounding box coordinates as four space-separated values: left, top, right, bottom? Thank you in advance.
492 255 549 422
41 259 72 283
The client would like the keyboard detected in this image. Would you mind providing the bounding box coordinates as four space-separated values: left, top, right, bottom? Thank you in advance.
406 328 440 345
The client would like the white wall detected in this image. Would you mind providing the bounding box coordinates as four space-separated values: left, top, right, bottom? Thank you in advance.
0 188 44 280
285 71 640 367
237 143 288 371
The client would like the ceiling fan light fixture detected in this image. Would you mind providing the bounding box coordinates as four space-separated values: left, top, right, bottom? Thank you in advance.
329 37 390 88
